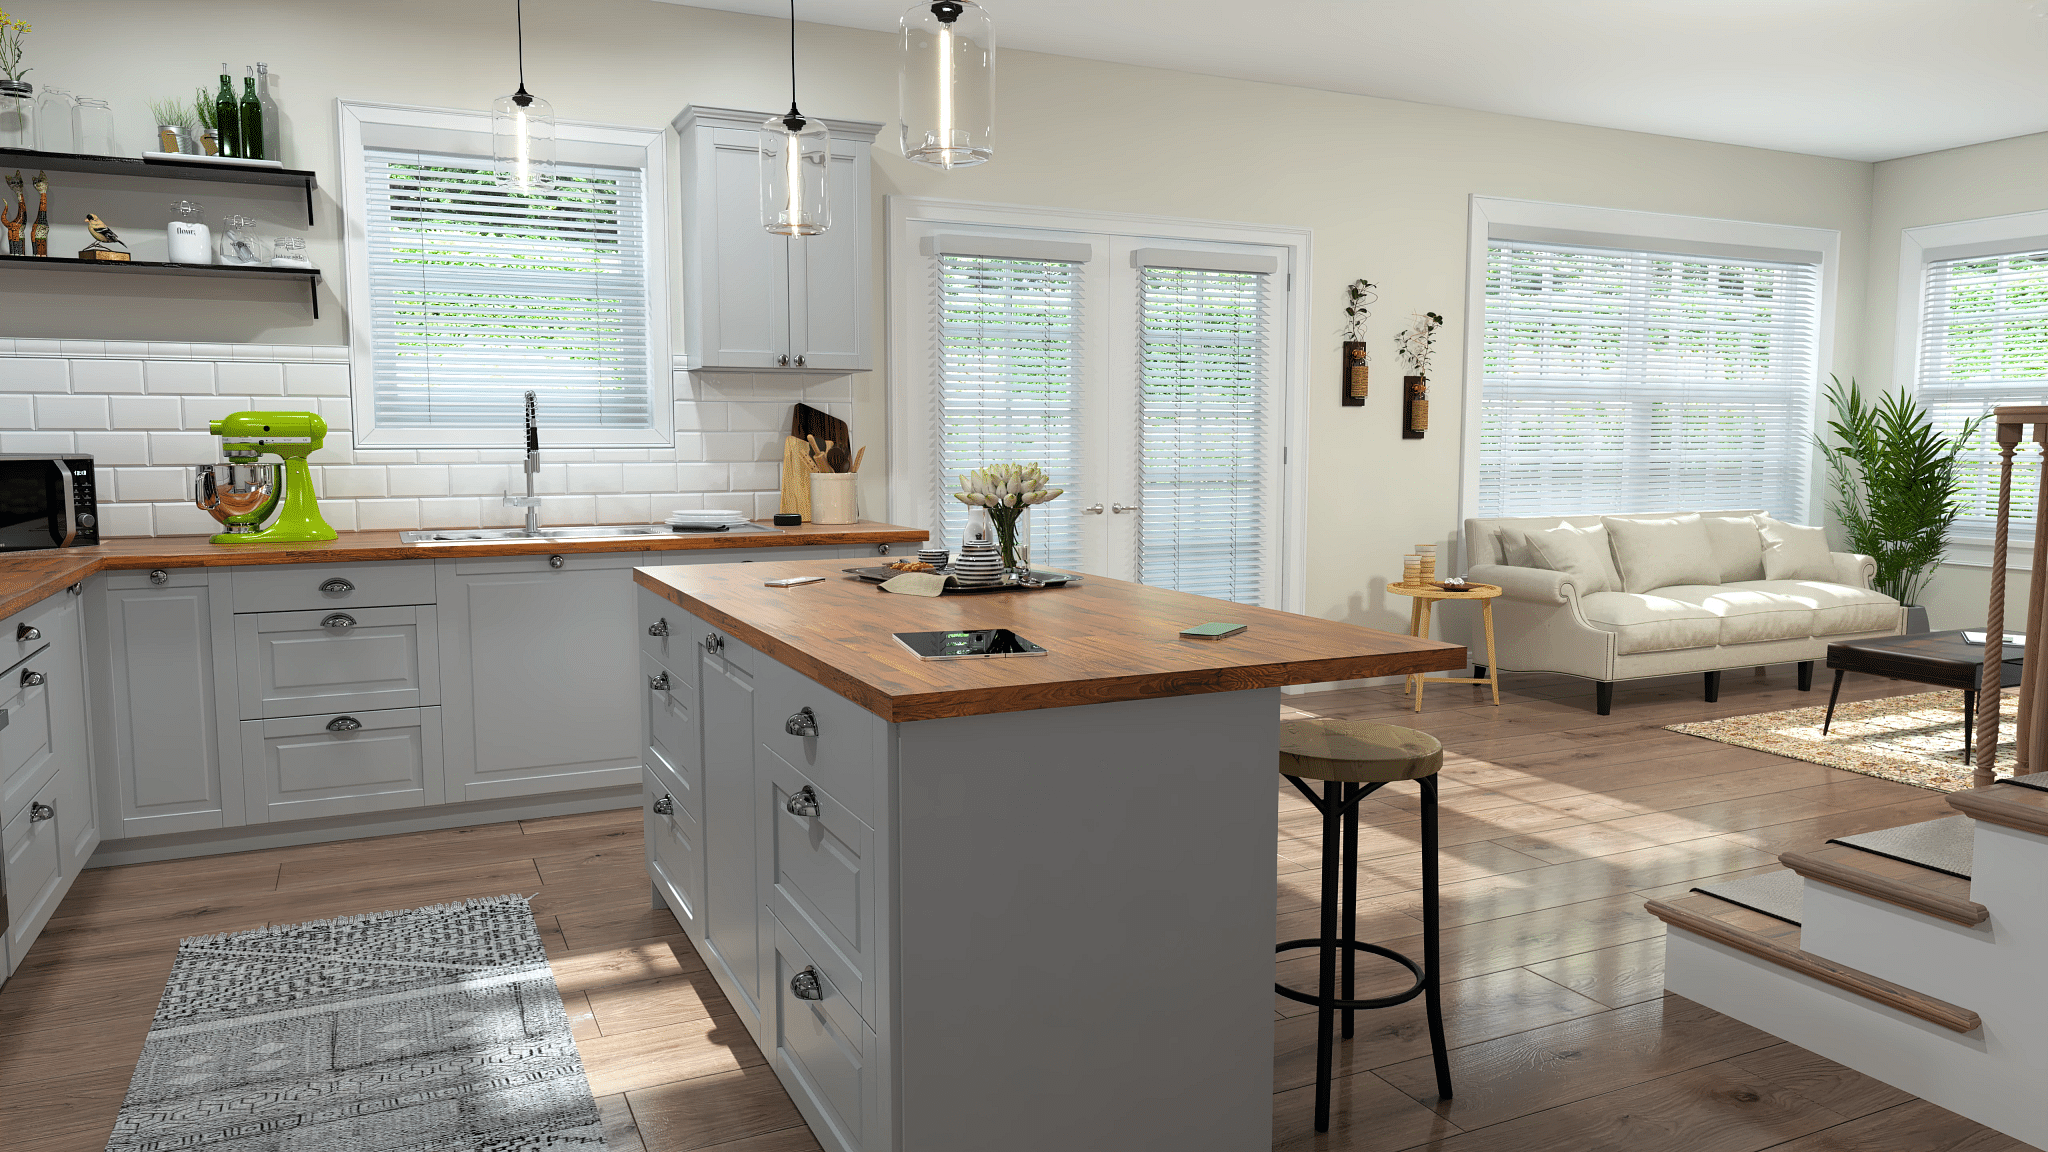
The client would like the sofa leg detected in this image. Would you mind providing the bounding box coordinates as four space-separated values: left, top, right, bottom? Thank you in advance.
1596 681 1613 715
1797 660 1814 692
1704 670 1721 704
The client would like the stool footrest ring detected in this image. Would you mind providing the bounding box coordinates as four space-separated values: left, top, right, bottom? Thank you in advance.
1274 937 1427 1010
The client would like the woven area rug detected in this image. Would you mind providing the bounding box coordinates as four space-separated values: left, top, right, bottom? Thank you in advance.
1667 689 2018 793
107 894 606 1152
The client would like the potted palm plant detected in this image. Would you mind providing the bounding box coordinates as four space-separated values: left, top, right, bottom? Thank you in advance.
1817 377 1984 631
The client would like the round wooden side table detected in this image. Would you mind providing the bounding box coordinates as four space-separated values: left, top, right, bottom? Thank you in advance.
1386 582 1501 711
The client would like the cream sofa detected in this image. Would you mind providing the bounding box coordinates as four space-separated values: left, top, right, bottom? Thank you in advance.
1463 509 1905 714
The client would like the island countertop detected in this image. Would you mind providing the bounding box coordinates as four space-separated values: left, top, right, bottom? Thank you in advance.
635 556 1464 722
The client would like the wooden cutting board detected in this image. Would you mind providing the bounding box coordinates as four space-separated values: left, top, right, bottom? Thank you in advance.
780 436 814 520
792 403 851 473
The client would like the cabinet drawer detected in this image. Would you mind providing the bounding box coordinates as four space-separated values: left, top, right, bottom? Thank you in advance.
0 654 53 824
240 706 443 823
452 551 646 576
231 561 436 614
756 658 876 822
3 772 65 966
638 593 697 681
770 911 871 1152
760 746 871 1020
645 773 700 932
645 652 696 775
234 605 439 719
5 589 79 672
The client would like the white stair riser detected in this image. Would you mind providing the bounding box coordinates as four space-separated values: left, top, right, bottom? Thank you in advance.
1665 930 2047 1149
1797 882 1990 994
1963 823 2048 930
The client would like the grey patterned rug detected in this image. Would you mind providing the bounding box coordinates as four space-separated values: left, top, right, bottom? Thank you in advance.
106 894 606 1151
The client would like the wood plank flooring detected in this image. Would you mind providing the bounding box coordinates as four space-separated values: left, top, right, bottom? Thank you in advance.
0 665 2034 1151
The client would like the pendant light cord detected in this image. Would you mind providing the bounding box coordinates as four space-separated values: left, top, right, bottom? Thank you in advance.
516 0 529 96
788 0 800 115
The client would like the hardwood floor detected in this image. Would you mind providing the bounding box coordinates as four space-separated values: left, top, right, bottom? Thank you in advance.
0 666 2034 1151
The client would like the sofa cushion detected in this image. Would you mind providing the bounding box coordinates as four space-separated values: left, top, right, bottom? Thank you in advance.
1702 515 1766 582
1758 516 1837 581
1579 591 1725 655
1495 527 1538 569
1725 579 1900 636
1655 584 1815 644
1603 514 1720 593
1523 521 1622 595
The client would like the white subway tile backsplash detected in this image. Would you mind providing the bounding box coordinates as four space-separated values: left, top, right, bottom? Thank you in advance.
36 394 110 429
0 395 30 427
446 464 513 495
145 361 216 394
56 340 104 358
318 466 388 498
622 462 679 490
416 498 482 528
74 432 150 466
701 433 755 462
0 359 70 392
2 431 73 453
111 467 188 502
354 499 422 531
675 401 725 431
804 377 855 401
412 450 479 463
182 396 250 427
567 463 624 493
322 501 358 532
72 359 145 393
188 343 237 361
95 503 152 538
146 342 194 361
149 431 222 465
109 395 183 429
596 493 653 524
151 502 218 536
215 361 285 395
284 362 350 396
729 461 779 491
316 398 351 429
677 463 728 490
13 339 60 357
386 465 451 497
548 495 598 525
725 403 787 433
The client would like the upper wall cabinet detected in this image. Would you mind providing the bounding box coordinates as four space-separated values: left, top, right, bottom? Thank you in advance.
675 106 881 373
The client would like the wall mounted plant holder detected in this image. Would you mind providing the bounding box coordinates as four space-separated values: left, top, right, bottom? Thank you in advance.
1403 375 1428 439
1342 341 1367 406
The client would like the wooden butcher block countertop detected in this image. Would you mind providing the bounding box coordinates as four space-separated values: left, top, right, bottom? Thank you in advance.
636 555 1465 722
0 520 926 620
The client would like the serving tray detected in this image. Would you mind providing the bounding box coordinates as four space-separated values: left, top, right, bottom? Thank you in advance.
842 566 1081 594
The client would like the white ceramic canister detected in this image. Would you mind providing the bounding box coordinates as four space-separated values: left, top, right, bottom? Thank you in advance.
166 200 211 265
808 472 858 525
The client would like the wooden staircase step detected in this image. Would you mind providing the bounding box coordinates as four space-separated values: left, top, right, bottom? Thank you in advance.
1949 781 2048 838
1780 844 1987 927
1646 894 1982 1034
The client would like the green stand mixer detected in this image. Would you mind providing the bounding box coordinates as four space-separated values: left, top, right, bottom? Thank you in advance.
192 411 338 544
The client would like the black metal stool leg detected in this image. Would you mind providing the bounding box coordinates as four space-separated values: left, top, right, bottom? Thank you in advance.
1962 689 1975 764
1420 773 1453 1100
1341 781 1358 1041
1314 779 1339 1133
1822 669 1846 735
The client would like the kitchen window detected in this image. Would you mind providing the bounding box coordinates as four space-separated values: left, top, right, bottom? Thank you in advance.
889 201 1308 609
1464 198 1838 529
339 102 672 449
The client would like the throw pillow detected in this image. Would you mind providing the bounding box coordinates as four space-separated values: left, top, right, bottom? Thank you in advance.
1601 514 1722 593
1495 527 1536 568
1523 521 1622 595
1758 516 1837 581
1702 515 1766 582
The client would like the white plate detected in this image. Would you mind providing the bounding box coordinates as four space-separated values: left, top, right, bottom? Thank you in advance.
142 151 286 170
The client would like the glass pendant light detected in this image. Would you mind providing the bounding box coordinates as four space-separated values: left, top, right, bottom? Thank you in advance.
492 0 555 192
761 0 830 236
900 0 994 169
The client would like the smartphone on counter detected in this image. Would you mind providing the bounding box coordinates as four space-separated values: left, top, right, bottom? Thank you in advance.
1180 622 1248 639
764 576 827 588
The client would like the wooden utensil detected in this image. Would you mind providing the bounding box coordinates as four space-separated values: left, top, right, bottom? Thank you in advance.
851 446 865 474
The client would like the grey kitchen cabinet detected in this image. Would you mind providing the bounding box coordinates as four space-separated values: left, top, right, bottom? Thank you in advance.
240 706 444 823
436 553 645 803
675 105 880 372
88 568 241 839
697 615 763 1030
3 586 95 976
233 605 440 719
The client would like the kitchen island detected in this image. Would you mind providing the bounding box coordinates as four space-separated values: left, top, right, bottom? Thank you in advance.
633 556 1464 1152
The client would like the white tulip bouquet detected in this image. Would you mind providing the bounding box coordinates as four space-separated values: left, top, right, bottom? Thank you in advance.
954 463 1064 572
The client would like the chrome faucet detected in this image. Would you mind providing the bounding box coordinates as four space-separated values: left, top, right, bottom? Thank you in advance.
503 390 543 536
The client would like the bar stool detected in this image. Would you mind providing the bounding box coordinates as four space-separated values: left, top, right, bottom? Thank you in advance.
1276 719 1453 1132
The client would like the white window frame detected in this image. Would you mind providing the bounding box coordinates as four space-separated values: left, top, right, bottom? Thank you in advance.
884 196 1312 614
1897 208 2048 570
1460 196 1840 546
337 99 673 449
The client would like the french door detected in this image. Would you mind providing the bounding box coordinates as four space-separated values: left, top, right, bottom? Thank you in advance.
905 223 1291 606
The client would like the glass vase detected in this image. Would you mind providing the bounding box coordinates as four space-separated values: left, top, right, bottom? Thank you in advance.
34 87 73 152
0 80 32 149
989 506 1025 579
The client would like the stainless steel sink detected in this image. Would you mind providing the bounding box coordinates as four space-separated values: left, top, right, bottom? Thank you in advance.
400 523 782 544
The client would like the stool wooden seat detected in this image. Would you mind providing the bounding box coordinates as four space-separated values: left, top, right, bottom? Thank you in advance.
1276 718 1453 1132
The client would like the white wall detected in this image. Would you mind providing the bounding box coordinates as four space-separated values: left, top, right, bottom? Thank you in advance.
2 0 1877 638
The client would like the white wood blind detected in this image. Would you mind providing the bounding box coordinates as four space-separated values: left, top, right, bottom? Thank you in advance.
1136 266 1269 603
931 253 1086 562
1478 239 1822 520
363 148 652 430
1917 248 2048 538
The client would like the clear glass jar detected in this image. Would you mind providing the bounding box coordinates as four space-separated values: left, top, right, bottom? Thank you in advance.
268 235 310 268
33 86 72 152
72 97 114 156
0 79 31 149
219 214 268 265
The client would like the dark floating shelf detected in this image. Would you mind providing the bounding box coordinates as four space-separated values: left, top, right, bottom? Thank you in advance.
0 147 319 225
0 253 323 317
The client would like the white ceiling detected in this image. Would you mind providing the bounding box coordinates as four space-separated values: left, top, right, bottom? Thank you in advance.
658 0 2048 162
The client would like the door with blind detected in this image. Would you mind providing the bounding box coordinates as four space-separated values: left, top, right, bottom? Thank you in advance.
905 225 1289 605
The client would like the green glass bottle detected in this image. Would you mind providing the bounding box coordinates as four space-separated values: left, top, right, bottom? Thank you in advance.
239 67 264 161
214 64 240 158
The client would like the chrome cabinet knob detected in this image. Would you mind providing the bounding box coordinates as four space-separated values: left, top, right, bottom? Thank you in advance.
794 354 806 367
1111 502 1137 514
1080 502 1105 515
326 715 363 732
28 800 52 823
548 554 566 569
647 618 670 637
321 613 356 630
786 785 820 818
320 578 355 595
785 707 818 737
649 671 672 692
652 793 675 815
876 543 891 555
703 633 724 654
14 623 38 641
148 569 170 585
777 354 791 367
790 965 823 1001
66 582 81 596
19 669 43 688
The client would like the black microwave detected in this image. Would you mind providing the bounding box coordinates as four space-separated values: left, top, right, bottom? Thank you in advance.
0 455 99 552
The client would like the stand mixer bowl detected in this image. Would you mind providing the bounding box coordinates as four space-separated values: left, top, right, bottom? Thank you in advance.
194 463 279 533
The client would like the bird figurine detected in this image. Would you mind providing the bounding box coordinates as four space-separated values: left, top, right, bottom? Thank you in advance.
80 212 130 261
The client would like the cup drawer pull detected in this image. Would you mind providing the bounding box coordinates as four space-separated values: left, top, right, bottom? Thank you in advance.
647 617 670 637
320 578 355 595
326 715 363 732
650 671 672 692
790 965 823 1001
28 800 52 823
14 623 38 641
321 613 356 630
785 707 818 737
786 785 820 818
652 793 674 815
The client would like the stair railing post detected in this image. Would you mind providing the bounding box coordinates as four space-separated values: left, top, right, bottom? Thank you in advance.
1978 418 2022 789
2020 421 2048 777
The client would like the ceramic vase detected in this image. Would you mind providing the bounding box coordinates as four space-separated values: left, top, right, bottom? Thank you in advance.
951 540 1004 587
